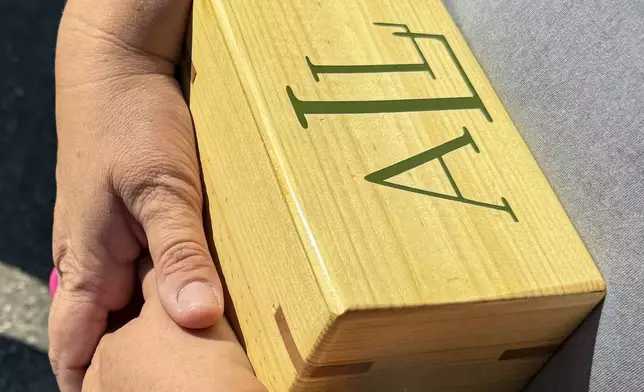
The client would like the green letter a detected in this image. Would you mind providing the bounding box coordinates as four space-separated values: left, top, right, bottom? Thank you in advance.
365 127 518 221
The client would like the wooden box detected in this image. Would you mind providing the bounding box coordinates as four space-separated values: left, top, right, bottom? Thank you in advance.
185 0 605 390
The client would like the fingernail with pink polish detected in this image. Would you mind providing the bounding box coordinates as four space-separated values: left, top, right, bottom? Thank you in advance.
49 269 59 299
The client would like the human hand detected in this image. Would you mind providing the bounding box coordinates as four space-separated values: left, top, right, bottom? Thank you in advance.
82 256 266 392
50 0 224 390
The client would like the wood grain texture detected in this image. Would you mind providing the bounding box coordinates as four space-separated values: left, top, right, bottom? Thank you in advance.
187 0 605 390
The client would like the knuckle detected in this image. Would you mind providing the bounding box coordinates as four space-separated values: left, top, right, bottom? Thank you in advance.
52 236 69 271
54 247 103 297
85 336 109 387
93 334 111 360
52 204 70 270
119 163 203 223
156 240 212 279
48 348 61 376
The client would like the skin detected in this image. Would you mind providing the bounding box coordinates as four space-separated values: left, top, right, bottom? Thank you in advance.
51 0 261 390
82 256 266 392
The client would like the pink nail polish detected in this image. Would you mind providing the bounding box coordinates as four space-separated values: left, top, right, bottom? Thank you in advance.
49 269 58 299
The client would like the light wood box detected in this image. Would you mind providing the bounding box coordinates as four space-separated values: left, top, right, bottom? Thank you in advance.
184 0 605 390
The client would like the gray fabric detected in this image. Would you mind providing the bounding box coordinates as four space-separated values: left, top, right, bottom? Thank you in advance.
442 1 644 391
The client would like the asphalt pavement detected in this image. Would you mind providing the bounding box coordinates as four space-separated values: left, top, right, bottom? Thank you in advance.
0 0 65 390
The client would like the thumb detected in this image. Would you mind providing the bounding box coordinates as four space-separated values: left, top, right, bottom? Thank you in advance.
135 183 224 329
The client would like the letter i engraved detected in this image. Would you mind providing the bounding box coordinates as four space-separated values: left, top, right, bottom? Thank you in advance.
286 23 517 221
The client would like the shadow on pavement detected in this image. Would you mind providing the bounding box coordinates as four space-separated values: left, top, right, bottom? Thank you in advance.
0 0 65 282
0 1 65 390
0 336 57 392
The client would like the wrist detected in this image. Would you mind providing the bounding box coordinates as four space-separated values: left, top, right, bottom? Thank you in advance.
56 0 191 86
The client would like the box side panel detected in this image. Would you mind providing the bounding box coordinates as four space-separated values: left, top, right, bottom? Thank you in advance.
293 358 544 392
315 291 603 364
288 292 602 391
190 1 333 390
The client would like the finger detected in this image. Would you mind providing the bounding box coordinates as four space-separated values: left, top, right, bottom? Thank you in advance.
134 260 264 391
135 182 224 329
49 259 135 392
49 293 105 392
137 257 246 353
81 357 101 392
49 229 136 391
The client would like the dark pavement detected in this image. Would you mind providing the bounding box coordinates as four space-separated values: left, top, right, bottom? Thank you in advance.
0 0 65 390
